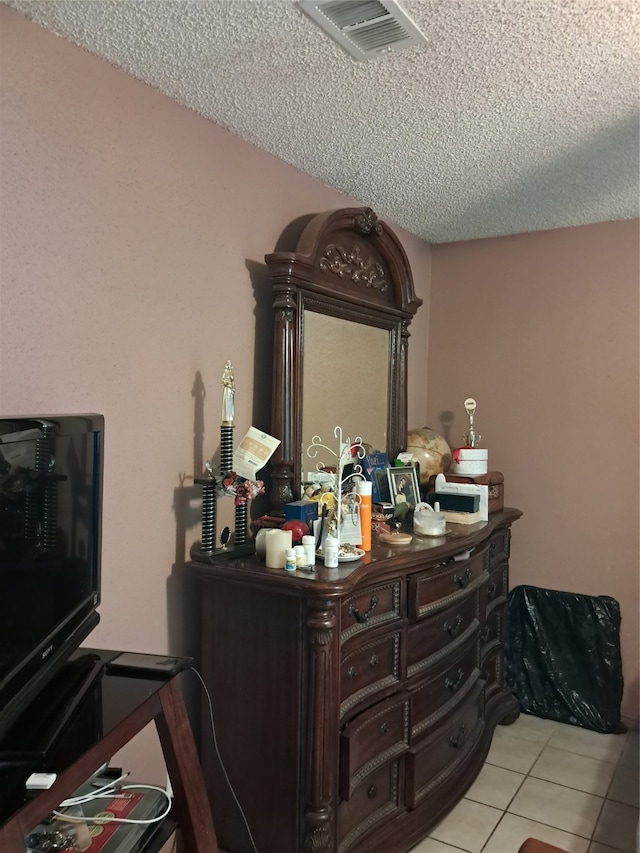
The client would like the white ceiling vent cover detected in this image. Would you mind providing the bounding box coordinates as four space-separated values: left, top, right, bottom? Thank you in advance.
299 0 427 61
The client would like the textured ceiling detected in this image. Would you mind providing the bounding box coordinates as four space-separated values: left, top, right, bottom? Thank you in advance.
6 0 640 243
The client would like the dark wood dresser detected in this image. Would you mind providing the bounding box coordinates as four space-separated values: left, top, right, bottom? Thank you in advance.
193 509 521 853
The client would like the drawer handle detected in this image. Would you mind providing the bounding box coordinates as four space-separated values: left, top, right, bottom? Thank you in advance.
453 567 472 589
369 654 379 668
443 614 463 637
449 724 468 748
348 595 378 624
480 625 491 642
379 722 388 735
347 666 356 680
487 581 498 599
367 785 377 799
490 540 497 556
445 668 465 692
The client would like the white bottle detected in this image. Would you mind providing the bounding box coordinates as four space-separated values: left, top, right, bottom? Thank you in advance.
302 535 316 567
324 535 339 568
284 548 296 572
294 545 306 568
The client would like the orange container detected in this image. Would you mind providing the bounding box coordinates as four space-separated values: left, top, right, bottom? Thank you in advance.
356 481 372 551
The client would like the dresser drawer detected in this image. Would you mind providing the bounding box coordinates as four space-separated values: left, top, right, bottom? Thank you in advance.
483 564 507 615
406 682 485 809
482 648 504 698
409 640 481 743
406 591 479 679
488 527 510 567
341 631 402 718
479 605 502 656
407 547 488 620
337 759 402 853
340 693 410 800
341 580 402 643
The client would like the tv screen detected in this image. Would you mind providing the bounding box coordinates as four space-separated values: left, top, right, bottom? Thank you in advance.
0 414 103 741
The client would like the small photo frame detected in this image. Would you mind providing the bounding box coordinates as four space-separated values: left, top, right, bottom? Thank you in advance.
387 466 420 508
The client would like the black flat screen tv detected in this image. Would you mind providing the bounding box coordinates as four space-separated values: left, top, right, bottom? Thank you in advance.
0 414 103 743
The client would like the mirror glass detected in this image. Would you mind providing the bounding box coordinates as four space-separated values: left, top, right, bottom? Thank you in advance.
301 313 389 483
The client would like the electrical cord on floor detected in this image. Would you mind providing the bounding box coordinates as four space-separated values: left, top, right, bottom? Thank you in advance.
189 666 259 853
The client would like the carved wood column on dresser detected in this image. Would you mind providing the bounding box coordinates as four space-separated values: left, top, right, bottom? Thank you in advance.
192 508 522 853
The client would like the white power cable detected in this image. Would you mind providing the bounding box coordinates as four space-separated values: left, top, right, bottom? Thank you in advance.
58 772 130 807
189 666 259 853
53 781 172 826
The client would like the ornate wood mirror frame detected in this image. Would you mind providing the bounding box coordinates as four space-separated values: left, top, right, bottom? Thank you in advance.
265 207 422 514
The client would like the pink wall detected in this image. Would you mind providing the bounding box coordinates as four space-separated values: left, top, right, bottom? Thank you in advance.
0 7 431 781
2 3 636 793
427 222 639 724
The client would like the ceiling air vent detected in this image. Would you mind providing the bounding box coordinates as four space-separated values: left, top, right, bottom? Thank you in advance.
299 0 427 61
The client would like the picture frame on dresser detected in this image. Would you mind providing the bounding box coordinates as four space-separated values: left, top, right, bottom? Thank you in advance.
387 465 420 508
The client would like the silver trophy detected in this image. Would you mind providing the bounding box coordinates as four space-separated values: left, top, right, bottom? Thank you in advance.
463 398 481 448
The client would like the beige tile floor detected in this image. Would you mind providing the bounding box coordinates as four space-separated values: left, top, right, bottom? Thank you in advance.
410 715 639 853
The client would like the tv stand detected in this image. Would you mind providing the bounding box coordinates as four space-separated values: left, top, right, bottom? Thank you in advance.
0 652 106 765
0 648 218 853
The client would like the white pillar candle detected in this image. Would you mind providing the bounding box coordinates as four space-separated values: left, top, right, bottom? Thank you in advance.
265 528 293 569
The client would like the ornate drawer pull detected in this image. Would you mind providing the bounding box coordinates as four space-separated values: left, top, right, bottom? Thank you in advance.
348 595 378 624
367 785 377 799
347 666 356 680
453 567 472 588
379 722 388 735
445 668 465 692
490 540 497 556
449 724 468 748
480 625 491 642
487 581 498 599
369 654 379 668
443 615 463 637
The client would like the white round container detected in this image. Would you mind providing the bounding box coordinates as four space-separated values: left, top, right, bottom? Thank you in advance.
413 503 446 537
451 448 488 476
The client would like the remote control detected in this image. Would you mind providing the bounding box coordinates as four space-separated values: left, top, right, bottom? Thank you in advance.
106 652 191 678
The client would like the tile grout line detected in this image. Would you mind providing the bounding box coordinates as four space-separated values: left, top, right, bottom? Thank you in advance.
514 727 610 848
428 719 636 853
479 724 551 852
478 723 631 851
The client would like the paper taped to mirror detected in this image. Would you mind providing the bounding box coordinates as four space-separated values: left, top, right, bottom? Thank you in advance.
233 427 281 480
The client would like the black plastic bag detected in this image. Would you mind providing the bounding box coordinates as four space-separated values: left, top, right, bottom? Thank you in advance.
505 585 625 733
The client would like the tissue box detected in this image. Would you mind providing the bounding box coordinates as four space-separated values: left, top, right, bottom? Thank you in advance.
428 472 504 514
284 500 318 529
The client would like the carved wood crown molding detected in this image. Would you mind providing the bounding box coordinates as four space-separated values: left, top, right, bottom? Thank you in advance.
319 244 387 291
354 207 383 236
